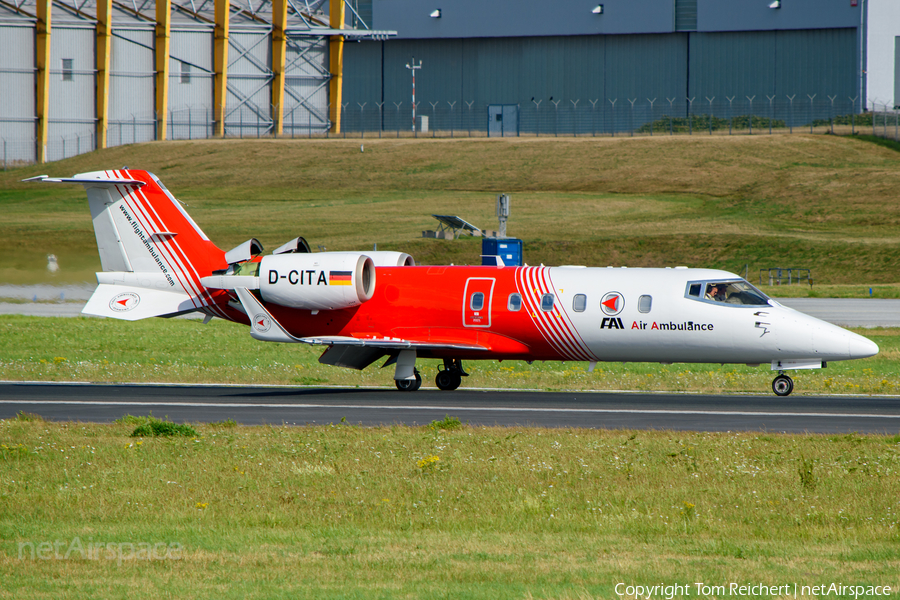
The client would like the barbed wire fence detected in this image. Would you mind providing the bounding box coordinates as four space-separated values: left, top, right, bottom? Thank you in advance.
3 97 899 168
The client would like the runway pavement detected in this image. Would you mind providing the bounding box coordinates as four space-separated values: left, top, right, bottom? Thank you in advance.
2 382 898 433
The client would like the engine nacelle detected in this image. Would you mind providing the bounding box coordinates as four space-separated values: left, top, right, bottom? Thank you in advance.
259 253 375 310
327 251 415 267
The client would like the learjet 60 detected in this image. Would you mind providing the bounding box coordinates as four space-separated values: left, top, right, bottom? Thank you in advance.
29 169 879 396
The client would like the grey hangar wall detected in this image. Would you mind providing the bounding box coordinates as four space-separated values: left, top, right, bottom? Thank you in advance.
343 29 859 113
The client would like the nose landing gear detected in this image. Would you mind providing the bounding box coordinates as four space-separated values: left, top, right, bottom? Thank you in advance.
435 359 468 391
772 372 794 396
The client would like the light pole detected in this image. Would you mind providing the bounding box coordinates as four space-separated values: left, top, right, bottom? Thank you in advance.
405 57 422 133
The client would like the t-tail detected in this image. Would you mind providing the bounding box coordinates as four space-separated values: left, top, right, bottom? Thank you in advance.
27 169 230 320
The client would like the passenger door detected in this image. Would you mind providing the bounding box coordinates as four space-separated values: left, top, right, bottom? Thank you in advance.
463 278 495 328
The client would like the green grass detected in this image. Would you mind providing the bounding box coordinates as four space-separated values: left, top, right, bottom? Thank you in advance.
1 316 896 395
1 135 899 286
1 420 899 598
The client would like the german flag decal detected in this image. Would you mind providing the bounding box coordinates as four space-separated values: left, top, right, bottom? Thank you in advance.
329 271 353 286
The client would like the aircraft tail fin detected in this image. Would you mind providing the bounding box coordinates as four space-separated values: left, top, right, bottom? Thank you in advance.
29 169 229 319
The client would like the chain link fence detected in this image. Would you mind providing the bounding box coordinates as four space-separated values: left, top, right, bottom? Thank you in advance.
870 103 900 142
3 96 897 167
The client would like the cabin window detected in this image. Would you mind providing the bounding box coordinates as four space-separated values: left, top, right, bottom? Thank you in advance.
507 293 522 312
573 294 587 312
470 292 484 311
638 295 652 313
688 283 701 297
540 293 555 312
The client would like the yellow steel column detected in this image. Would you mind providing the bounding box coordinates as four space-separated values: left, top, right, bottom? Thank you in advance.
213 0 230 137
35 0 52 163
271 0 287 136
328 0 344 134
96 0 112 149
155 0 171 140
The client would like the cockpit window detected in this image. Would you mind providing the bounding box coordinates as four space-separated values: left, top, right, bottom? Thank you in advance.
686 279 770 306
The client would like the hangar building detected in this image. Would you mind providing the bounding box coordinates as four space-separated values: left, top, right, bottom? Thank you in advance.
0 0 870 163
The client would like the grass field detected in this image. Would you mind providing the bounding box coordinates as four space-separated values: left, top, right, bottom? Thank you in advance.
1 417 899 598
1 134 899 286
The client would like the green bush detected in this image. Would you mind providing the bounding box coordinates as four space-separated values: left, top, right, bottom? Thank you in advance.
637 113 786 133
428 415 463 431
811 112 874 127
131 417 197 438
14 411 44 422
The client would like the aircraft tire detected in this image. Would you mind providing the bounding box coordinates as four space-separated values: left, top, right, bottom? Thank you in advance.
772 374 794 397
435 369 462 391
395 370 422 392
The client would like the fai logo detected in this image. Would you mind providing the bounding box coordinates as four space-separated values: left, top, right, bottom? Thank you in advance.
252 314 272 333
600 292 624 316
109 292 140 312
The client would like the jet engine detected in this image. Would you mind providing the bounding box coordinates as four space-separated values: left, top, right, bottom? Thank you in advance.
258 253 375 310
327 251 415 267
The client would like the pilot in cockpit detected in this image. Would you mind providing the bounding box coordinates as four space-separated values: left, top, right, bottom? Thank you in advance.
705 284 725 302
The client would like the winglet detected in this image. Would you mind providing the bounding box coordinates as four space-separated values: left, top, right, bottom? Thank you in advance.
233 288 302 343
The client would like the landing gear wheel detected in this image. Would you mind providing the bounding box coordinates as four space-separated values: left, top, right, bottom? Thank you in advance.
772 374 794 397
435 369 462 391
435 358 467 391
395 369 422 392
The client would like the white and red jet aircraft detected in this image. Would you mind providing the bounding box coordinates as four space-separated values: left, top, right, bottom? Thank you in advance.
29 169 878 396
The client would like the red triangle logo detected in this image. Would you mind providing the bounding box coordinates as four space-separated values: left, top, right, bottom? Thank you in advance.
602 296 619 311
117 299 129 307
257 319 266 327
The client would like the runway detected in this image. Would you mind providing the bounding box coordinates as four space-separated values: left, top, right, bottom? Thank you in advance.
2 382 898 433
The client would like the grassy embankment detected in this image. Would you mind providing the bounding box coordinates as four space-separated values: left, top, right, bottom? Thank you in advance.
1 134 899 293
1 416 899 598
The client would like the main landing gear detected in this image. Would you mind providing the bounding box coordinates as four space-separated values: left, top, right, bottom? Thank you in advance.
435 359 468 391
772 372 794 397
393 359 468 392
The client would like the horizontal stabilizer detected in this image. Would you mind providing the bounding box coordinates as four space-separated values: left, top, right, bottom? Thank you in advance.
25 175 146 188
83 284 199 321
